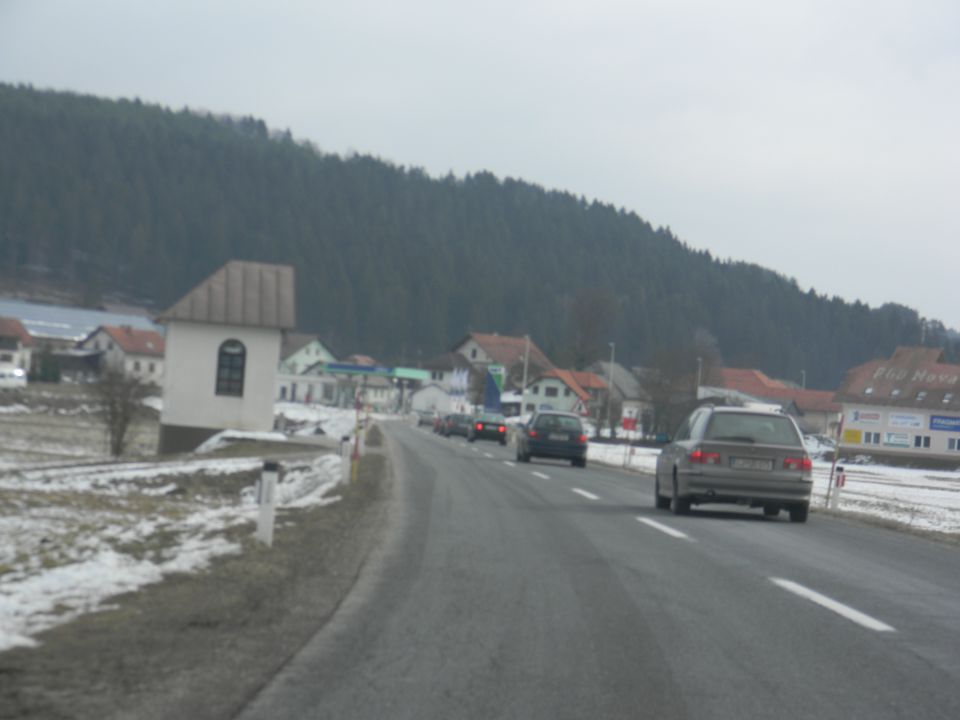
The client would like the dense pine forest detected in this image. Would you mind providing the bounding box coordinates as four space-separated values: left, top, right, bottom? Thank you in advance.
0 84 954 387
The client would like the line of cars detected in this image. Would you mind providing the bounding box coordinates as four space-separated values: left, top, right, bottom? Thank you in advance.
418 404 813 522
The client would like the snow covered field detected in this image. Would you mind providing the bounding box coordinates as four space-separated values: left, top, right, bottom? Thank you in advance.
0 399 382 654
587 441 960 534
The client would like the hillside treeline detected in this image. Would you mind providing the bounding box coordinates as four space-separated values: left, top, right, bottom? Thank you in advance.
0 83 953 387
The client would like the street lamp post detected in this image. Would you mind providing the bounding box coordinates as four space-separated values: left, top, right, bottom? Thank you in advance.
801 370 806 390
606 342 615 438
521 335 530 417
696 356 703 400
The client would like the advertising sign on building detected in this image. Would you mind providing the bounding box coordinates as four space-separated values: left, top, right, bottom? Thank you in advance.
930 415 960 432
883 432 911 448
842 429 863 444
889 413 923 429
850 410 882 426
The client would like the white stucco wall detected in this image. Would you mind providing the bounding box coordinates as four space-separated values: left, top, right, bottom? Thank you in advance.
410 385 454 414
78 329 164 383
455 339 491 365
161 322 281 432
528 378 580 413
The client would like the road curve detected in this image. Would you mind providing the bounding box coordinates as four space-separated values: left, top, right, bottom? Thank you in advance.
236 422 960 720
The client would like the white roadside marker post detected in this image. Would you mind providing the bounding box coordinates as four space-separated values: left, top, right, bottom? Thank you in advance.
340 435 352 484
255 460 279 547
829 465 845 510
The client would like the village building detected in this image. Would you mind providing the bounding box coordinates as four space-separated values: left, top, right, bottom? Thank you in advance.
834 346 960 462
588 360 654 431
157 260 296 453
276 333 338 404
452 332 554 378
77 325 166 384
525 369 607 416
0 316 33 371
702 368 842 436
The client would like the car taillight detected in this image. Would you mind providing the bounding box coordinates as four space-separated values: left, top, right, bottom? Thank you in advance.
498 425 506 433
476 423 483 431
689 449 721 465
528 430 538 438
784 456 812 471
578 434 588 443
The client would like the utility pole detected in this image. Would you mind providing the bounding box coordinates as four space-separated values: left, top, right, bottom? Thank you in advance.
606 342 615 438
520 335 530 416
801 369 806 389
696 356 703 400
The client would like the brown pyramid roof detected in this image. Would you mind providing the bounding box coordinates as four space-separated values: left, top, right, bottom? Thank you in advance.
158 260 296 330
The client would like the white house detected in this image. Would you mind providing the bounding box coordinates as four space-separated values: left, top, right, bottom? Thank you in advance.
277 333 338 404
409 383 455 414
525 369 607 415
77 325 166 384
157 260 296 453
0 317 33 372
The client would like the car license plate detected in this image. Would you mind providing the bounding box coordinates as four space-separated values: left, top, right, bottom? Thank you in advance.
730 457 774 471
549 433 567 441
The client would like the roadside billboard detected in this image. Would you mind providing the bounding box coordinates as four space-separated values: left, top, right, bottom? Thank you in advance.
883 432 911 448
930 415 960 432
889 413 923 429
850 410 882 426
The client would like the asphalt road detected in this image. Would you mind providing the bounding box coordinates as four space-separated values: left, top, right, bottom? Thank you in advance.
237 422 960 719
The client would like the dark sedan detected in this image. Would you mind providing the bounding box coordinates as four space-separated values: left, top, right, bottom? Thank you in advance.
443 413 473 438
468 412 508 445
516 411 588 467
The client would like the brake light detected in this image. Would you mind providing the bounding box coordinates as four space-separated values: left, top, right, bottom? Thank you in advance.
578 434 588 444
498 425 506 433
784 456 812 471
528 430 538 438
689 449 721 465
475 423 483 431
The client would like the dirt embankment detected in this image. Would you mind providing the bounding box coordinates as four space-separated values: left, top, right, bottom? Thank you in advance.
0 452 391 720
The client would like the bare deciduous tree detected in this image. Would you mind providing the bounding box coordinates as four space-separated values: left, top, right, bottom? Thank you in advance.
95 370 151 457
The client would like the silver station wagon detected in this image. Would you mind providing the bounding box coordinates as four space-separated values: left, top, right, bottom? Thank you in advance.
654 406 813 522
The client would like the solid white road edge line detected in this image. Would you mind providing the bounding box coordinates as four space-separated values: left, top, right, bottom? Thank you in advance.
572 488 600 501
637 517 692 540
770 578 896 633
532 472 551 480
503 461 516 468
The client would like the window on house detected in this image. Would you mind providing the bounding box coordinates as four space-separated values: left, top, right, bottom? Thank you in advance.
863 432 881 445
545 386 559 398
944 393 954 404
914 435 931 449
864 387 874 395
216 340 246 397
471 349 477 359
916 391 928 402
531 386 539 395
948 438 960 451
890 388 901 397
0 353 11 363
134 360 141 372
108 342 114 350
149 362 155 373
564 388 571 397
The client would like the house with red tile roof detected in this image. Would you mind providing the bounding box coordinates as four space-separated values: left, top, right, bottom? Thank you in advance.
78 325 166 384
525 369 607 415
452 332 554 374
0 316 33 372
704 367 842 435
833 346 960 461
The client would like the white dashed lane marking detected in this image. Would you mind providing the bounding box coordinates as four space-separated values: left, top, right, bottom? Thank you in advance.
572 488 600 501
770 578 896 633
637 517 692 540
503 461 516 468
532 472 551 480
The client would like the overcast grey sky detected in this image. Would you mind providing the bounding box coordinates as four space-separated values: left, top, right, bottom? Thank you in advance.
2 0 958 327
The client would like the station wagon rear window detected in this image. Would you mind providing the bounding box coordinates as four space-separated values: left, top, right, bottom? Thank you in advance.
703 413 801 447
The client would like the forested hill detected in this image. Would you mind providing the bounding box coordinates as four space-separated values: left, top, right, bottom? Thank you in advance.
0 84 953 387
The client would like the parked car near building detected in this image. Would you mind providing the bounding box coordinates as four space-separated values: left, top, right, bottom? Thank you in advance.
0 364 27 389
515 410 588 467
654 405 812 522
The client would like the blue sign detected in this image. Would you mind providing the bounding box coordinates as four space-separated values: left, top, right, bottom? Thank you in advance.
930 415 960 432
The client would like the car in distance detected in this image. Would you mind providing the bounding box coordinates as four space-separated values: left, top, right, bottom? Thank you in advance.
443 413 473 438
415 409 436 427
468 412 508 445
654 405 813 522
516 410 588 467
